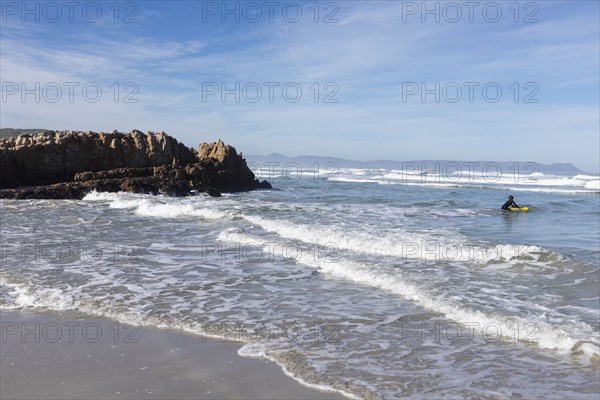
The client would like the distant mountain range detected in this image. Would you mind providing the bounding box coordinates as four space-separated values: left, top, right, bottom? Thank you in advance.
1 129 588 175
247 153 587 176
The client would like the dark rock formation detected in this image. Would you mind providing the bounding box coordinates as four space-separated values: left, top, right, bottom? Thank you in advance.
0 130 271 199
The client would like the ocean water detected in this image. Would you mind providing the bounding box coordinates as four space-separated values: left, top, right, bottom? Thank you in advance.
1 166 599 399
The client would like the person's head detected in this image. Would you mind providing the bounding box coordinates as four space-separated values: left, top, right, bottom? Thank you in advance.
508 195 514 200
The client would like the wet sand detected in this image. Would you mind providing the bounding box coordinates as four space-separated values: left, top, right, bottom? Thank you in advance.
0 310 345 399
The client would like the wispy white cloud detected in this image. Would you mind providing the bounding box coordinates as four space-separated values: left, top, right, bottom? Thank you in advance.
0 1 598 171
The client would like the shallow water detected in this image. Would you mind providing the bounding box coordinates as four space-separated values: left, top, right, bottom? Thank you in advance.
1 168 598 399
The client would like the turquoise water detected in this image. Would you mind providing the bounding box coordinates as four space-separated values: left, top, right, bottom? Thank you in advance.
1 167 599 399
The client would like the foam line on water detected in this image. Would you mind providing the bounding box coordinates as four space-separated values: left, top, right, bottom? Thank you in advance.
218 230 600 359
328 169 600 194
242 215 547 264
83 190 230 220
238 343 361 400
329 176 599 194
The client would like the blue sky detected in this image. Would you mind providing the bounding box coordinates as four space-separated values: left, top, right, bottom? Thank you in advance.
1 1 599 171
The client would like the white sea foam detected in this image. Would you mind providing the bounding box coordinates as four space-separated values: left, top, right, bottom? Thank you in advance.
329 169 600 194
83 191 230 220
316 260 598 357
6 182 599 399
242 215 546 264
81 190 119 201
0 278 75 310
584 179 600 190
503 186 599 194
133 201 229 220
238 343 361 400
328 177 381 184
218 230 600 359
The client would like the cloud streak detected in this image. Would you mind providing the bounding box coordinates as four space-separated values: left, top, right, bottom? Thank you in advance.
1 1 598 171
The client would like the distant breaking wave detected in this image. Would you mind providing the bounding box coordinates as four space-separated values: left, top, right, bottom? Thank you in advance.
326 169 600 194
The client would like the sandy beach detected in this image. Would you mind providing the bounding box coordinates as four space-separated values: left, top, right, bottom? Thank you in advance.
0 310 345 399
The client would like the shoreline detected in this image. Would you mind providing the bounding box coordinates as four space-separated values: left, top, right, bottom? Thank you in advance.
0 309 346 400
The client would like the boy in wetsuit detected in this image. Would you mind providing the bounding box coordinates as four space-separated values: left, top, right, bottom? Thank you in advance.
501 195 520 210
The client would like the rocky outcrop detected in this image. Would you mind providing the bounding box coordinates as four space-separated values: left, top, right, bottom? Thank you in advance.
196 139 259 192
0 130 197 188
0 130 271 199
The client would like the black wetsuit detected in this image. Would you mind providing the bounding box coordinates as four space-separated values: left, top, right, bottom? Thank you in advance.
501 200 520 210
